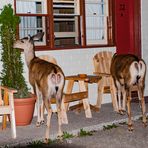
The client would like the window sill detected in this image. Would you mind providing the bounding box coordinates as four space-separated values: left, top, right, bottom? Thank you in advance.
34 44 116 51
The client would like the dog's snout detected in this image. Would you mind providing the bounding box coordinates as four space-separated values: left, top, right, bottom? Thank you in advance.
55 86 59 92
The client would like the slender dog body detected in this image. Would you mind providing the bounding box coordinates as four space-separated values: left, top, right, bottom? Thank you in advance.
110 53 147 130
13 32 65 141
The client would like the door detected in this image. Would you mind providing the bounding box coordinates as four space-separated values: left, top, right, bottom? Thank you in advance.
115 0 141 57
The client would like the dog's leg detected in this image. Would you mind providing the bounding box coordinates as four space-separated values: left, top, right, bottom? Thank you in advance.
35 84 42 127
126 88 133 131
40 101 45 124
138 84 147 127
121 86 126 114
56 93 63 137
44 99 52 143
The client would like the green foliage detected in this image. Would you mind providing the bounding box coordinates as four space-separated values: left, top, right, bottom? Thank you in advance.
0 4 29 98
78 128 93 137
27 140 44 147
103 123 118 131
61 131 75 140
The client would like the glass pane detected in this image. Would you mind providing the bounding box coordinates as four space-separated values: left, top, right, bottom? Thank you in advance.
53 0 75 15
54 8 74 14
54 21 75 32
53 0 80 47
36 2 42 13
55 38 78 47
16 0 43 14
19 16 44 40
86 16 104 28
85 0 107 44
54 0 74 1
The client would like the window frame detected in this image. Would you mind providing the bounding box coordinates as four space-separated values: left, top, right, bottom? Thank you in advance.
14 0 115 51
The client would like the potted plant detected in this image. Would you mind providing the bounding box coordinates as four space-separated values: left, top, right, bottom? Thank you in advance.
0 4 36 126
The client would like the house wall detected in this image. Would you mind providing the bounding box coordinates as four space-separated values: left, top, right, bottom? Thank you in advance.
0 0 148 108
0 1 116 108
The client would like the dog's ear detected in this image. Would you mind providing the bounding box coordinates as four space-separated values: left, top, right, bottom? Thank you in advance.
32 32 44 41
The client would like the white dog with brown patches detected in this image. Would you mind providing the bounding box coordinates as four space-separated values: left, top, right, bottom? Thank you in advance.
13 32 66 142
110 53 147 131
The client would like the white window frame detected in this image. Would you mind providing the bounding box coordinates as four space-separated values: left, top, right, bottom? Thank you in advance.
85 0 109 45
16 0 47 14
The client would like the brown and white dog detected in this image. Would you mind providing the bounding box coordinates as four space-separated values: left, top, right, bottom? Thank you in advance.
13 32 66 141
110 53 147 131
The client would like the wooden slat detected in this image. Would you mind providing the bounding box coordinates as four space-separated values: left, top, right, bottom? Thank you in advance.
0 86 17 93
64 91 88 103
0 106 11 114
2 89 9 129
69 103 83 111
66 75 102 83
84 75 102 83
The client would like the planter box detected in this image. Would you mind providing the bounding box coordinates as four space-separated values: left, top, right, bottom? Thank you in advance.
14 94 36 126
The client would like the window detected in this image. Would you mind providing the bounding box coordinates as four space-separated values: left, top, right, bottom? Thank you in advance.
15 0 47 45
53 0 80 47
85 0 108 45
15 0 114 49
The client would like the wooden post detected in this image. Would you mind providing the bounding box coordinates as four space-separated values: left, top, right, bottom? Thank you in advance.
78 80 92 118
64 80 74 110
8 92 16 139
2 90 8 130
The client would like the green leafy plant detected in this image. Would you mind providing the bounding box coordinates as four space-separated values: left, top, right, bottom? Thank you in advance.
103 123 118 131
61 131 75 140
27 140 44 148
0 4 29 98
78 128 93 137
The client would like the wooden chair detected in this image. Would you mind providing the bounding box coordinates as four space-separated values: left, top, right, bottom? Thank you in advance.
93 51 118 112
0 86 17 138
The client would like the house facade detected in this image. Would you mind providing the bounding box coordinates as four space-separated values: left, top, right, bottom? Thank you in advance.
0 0 148 106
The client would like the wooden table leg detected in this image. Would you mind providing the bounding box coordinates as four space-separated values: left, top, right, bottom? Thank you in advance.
78 80 92 118
64 80 74 110
83 82 99 112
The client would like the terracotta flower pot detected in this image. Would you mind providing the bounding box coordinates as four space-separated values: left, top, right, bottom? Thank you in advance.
14 94 36 126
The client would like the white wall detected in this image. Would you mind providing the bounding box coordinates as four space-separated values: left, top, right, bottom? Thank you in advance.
0 0 14 10
141 0 148 96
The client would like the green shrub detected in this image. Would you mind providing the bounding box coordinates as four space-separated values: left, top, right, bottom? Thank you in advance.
0 4 29 98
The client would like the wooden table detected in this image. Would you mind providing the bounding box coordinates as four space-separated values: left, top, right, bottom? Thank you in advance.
64 74 102 118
